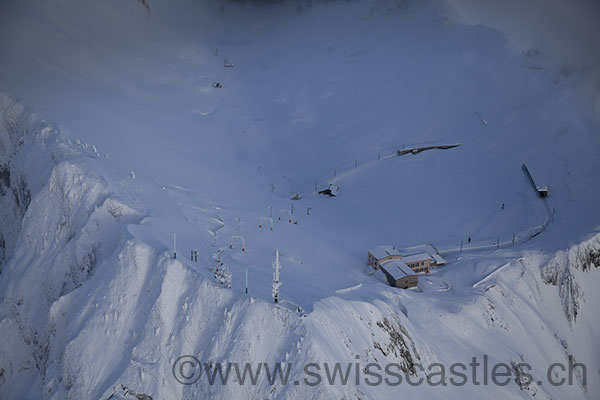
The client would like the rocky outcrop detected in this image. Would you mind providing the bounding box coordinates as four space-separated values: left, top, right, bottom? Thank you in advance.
541 233 600 322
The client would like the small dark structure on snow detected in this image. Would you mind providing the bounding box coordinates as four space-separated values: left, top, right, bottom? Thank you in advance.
318 184 339 197
522 163 549 198
397 143 460 156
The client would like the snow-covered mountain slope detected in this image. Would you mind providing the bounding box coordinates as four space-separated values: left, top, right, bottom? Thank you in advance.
0 0 599 399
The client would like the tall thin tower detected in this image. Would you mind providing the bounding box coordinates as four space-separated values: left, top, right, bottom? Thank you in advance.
272 249 281 303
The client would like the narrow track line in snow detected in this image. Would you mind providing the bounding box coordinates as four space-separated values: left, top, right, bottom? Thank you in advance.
335 283 362 294
293 143 460 200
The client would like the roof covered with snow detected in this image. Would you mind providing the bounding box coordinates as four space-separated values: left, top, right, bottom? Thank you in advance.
369 245 401 260
381 260 415 279
400 244 439 257
401 252 432 263
432 253 446 265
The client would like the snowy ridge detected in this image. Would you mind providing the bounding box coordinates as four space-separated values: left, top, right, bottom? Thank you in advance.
0 93 142 397
0 95 298 399
540 233 600 323
0 93 598 399
0 0 599 398
0 94 56 267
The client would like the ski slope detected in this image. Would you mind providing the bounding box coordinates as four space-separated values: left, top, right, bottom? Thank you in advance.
0 0 599 399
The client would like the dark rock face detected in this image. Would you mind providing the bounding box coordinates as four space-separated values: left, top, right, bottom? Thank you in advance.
374 317 420 375
0 165 9 196
541 234 600 323
12 174 31 217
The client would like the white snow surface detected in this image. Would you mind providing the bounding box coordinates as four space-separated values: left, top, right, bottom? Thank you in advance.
0 0 599 399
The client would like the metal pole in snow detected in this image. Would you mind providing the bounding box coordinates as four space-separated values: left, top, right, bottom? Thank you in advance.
291 204 294 215
173 233 177 259
273 249 280 303
460 240 463 253
245 267 248 294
